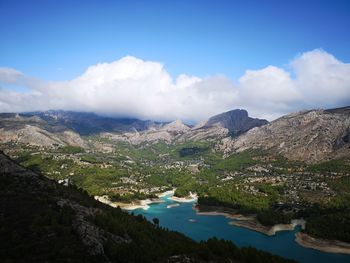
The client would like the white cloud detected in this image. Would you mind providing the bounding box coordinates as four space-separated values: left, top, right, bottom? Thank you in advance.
292 49 350 107
0 49 349 122
0 68 23 83
238 65 302 120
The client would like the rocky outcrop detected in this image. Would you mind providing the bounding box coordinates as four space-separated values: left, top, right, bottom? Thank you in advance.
0 113 88 148
161 120 190 133
178 109 268 143
1 109 267 146
179 125 229 142
217 107 350 163
0 125 65 147
0 124 87 148
203 109 268 135
102 120 191 144
57 199 131 256
61 130 88 148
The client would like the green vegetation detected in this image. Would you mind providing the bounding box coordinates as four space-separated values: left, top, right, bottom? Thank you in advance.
213 151 258 171
80 155 100 163
257 210 293 226
18 152 75 179
93 208 295 263
198 184 276 213
300 176 350 242
108 191 157 202
10 137 350 244
307 159 350 173
0 164 101 262
303 208 350 242
60 145 85 154
0 153 296 263
179 146 207 157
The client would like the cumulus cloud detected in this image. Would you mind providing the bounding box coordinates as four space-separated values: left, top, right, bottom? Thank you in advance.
292 49 350 107
238 66 302 120
0 49 349 122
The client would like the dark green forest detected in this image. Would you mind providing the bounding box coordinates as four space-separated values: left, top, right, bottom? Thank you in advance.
0 153 296 263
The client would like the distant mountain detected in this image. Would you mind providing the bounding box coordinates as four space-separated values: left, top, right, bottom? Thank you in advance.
22 110 162 135
0 152 293 263
203 109 268 136
101 109 267 144
217 107 350 163
102 119 191 144
0 112 87 148
0 109 270 147
178 109 268 142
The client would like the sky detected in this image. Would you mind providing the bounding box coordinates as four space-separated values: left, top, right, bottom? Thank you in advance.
0 0 350 122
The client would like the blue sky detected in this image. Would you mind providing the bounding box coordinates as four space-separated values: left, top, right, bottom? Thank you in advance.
0 0 349 121
1 0 349 80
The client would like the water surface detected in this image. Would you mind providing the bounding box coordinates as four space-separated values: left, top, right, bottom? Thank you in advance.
133 194 350 263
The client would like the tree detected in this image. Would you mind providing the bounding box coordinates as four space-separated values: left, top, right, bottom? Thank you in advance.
152 217 159 226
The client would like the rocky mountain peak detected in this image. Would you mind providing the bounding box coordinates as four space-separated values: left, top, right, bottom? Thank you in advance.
203 109 268 136
161 119 190 133
217 107 350 163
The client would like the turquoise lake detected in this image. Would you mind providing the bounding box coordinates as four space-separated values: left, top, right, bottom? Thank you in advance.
132 194 350 263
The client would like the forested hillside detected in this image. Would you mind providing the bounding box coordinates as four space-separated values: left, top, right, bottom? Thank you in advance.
0 152 295 263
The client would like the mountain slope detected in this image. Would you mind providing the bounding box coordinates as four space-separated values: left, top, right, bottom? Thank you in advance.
177 109 268 142
102 119 191 144
0 109 267 147
203 109 268 135
0 113 87 148
23 110 161 135
217 107 350 163
0 152 294 263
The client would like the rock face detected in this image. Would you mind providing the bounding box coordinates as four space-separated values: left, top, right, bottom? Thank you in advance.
179 125 229 142
217 107 350 163
2 107 350 162
102 119 191 144
161 119 190 133
203 109 268 136
178 109 268 143
0 113 87 148
0 109 269 146
102 110 267 145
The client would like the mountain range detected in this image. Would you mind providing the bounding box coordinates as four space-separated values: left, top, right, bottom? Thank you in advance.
1 106 350 163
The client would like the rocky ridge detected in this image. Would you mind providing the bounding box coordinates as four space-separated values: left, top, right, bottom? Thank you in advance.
1 107 350 163
203 109 268 135
217 107 350 163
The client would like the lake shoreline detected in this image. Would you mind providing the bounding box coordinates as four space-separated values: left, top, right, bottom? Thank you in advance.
169 192 198 203
94 190 173 210
96 189 199 210
193 205 304 236
230 219 306 236
98 198 350 257
193 205 254 220
295 232 350 255
194 204 350 255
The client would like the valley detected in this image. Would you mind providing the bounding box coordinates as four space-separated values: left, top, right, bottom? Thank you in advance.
1 108 350 261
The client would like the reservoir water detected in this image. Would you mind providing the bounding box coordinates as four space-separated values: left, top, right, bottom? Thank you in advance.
132 194 350 263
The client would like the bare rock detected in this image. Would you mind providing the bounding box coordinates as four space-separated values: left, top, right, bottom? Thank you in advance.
217 107 350 163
